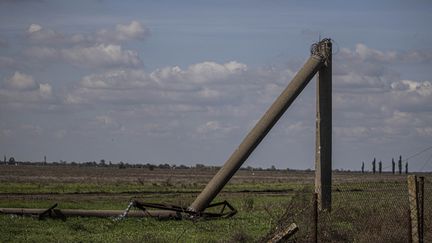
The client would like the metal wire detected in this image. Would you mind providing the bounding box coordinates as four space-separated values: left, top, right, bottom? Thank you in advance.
113 201 135 221
310 38 332 59
404 145 432 162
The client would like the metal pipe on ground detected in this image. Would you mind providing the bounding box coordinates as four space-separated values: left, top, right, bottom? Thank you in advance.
188 51 326 213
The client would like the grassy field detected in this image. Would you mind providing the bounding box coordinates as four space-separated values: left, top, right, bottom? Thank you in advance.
0 164 430 242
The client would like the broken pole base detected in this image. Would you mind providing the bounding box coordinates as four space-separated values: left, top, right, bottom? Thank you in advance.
267 223 299 243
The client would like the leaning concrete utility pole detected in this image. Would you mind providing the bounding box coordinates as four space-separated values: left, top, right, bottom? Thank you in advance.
314 39 332 211
188 39 331 214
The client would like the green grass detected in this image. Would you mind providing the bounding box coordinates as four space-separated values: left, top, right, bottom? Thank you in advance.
0 193 286 242
0 181 307 195
1 168 431 242
1 214 269 242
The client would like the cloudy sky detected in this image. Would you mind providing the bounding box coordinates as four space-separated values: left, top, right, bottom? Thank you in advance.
1 0 431 171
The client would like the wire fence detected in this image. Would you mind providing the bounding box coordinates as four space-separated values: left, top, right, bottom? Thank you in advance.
264 174 431 242
424 176 432 242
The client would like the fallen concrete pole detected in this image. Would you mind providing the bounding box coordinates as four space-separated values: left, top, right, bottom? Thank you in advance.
0 207 180 219
188 45 327 213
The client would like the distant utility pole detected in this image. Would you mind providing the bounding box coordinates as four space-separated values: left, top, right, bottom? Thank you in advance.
361 161 364 173
405 161 409 174
398 155 402 174
372 158 376 174
3 155 5 164
379 161 382 174
44 156 47 164
392 158 395 174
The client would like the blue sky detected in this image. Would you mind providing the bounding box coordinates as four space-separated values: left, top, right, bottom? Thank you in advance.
1 0 431 171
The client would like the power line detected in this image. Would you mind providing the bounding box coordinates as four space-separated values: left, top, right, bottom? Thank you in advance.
404 145 432 162
419 151 432 172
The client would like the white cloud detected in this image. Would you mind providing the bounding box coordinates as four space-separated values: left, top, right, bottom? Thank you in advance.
3 71 38 91
39 83 52 98
64 93 84 105
61 44 142 67
27 24 42 33
65 61 255 109
196 120 238 136
26 23 65 43
0 72 54 105
6 42 432 159
150 61 247 84
80 69 150 89
96 20 149 43
339 43 432 64
25 21 149 45
26 44 142 68
60 61 305 144
416 127 432 137
355 43 397 62
76 61 248 93
188 61 247 83
391 80 432 96
330 43 432 144
284 121 311 134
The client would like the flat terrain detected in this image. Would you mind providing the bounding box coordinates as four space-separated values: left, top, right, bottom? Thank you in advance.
0 164 430 242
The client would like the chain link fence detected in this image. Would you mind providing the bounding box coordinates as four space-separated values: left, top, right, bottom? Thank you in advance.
264 174 431 242
423 176 432 242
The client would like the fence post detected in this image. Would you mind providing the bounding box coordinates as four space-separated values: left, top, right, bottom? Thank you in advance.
407 175 420 243
313 193 318 243
418 177 424 243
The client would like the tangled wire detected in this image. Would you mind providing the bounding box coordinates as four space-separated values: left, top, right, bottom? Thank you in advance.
310 38 332 60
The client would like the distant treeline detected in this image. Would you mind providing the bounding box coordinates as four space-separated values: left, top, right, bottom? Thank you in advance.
3 156 396 173
1 157 292 171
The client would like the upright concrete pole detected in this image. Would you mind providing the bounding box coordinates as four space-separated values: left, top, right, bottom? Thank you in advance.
188 47 326 213
314 39 332 211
